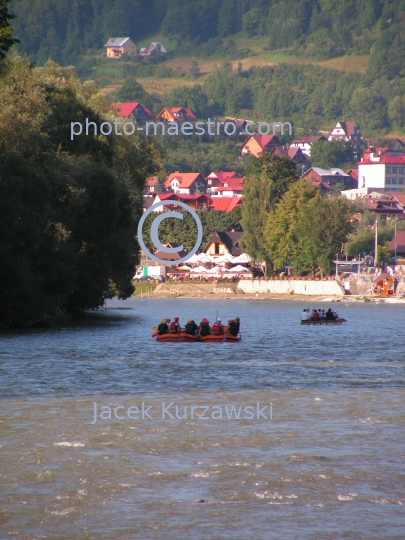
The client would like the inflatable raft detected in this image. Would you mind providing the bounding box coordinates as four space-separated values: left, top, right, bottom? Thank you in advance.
156 326 241 342
301 318 346 325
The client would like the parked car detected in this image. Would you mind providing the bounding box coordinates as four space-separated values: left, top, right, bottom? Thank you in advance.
134 275 164 283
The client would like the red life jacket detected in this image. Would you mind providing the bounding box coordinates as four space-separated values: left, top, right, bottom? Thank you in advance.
212 322 221 332
169 321 177 331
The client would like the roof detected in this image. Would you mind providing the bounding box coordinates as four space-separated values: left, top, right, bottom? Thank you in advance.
206 171 241 182
157 107 197 121
104 37 130 47
140 42 168 54
164 172 204 189
358 154 405 165
145 176 159 187
305 167 350 177
243 134 281 148
109 102 154 118
347 168 358 179
333 121 357 138
203 231 243 256
156 193 210 202
311 181 333 191
373 272 395 282
209 197 242 212
386 192 405 206
142 196 154 210
388 230 405 253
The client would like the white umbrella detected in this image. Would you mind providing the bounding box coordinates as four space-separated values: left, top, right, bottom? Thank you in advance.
232 253 252 264
197 253 212 263
227 265 251 273
214 253 234 263
206 266 221 274
190 265 209 273
186 253 200 264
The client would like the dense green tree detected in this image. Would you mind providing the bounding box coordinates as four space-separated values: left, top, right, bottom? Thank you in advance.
117 76 154 109
310 139 354 169
0 0 19 60
0 55 162 326
240 153 299 272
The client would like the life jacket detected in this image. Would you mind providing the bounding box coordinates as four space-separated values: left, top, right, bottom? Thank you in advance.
169 321 178 333
211 322 222 334
200 323 210 336
185 322 196 335
229 321 238 335
158 322 168 334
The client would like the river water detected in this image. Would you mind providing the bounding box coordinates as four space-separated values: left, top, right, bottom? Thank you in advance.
1 299 404 539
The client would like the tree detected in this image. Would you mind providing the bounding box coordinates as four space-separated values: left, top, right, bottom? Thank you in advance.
117 77 154 109
0 56 162 326
310 139 354 169
0 0 19 60
240 153 299 272
188 60 200 80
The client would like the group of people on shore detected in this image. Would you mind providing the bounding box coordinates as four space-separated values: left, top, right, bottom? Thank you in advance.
300 308 339 321
157 317 240 336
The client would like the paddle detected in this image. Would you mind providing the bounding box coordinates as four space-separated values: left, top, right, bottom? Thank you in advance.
152 325 158 331
151 332 158 338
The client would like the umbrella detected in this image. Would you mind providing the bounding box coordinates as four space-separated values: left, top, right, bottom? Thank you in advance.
214 253 235 263
190 265 209 273
227 265 251 273
186 253 200 264
178 265 191 271
232 253 252 264
206 266 221 274
197 253 212 263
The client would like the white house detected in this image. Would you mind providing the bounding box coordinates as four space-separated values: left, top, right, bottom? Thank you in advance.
328 121 362 155
289 135 327 156
357 153 405 192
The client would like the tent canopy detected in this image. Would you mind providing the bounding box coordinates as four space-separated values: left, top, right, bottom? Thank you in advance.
190 265 209 273
227 264 251 273
232 253 252 264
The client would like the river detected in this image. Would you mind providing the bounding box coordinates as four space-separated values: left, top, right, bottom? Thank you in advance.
1 299 404 539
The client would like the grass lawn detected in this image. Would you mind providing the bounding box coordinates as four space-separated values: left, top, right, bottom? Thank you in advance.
131 282 157 297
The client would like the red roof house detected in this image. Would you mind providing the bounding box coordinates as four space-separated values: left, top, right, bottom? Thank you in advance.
109 102 154 124
156 107 197 122
240 134 281 157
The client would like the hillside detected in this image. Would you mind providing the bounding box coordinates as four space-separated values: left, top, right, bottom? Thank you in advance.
8 0 405 136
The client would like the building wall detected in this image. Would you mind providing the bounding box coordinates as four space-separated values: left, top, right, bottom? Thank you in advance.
122 40 137 56
242 139 262 157
237 279 344 296
206 243 227 257
358 163 386 189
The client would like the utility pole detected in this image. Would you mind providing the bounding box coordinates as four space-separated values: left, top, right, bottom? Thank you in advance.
394 217 397 260
374 217 378 267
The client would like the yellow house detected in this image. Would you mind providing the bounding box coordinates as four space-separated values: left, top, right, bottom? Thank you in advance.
104 37 137 58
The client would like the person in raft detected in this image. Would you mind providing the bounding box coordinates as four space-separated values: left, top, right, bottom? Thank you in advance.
311 309 320 320
301 309 310 321
185 319 198 336
168 317 181 333
211 319 224 335
199 318 211 337
157 319 169 334
325 308 336 320
227 318 239 336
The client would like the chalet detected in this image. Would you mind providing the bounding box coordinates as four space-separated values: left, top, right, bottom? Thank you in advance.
109 102 154 124
328 121 362 155
152 193 211 213
289 135 327 156
301 167 355 189
272 146 310 175
163 172 207 195
241 134 281 157
357 153 405 192
209 197 242 213
104 37 137 58
156 107 197 122
203 231 243 258
139 42 168 57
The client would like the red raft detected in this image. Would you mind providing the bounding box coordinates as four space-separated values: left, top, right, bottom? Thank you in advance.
156 327 241 343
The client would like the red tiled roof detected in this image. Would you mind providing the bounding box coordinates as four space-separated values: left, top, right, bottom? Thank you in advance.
311 181 333 191
156 193 209 201
157 107 197 121
146 176 159 187
338 121 357 138
109 102 154 118
206 171 241 182
164 172 204 188
358 154 405 165
209 197 242 212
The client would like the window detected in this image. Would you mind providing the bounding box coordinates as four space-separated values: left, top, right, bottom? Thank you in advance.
386 167 392 174
392 178 398 184
214 243 220 255
386 177 391 184
399 178 405 185
399 168 404 174
392 167 397 173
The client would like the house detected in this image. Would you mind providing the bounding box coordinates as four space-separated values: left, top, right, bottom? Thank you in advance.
139 42 168 57
309 181 333 196
347 168 358 183
163 172 207 195
203 231 243 258
209 197 242 212
210 177 244 197
388 230 405 257
364 198 404 220
289 135 327 156
144 176 161 195
357 153 405 192
104 37 137 58
369 138 405 155
205 171 241 188
142 195 155 212
154 242 188 262
240 134 281 157
152 193 211 212
156 107 197 122
328 121 362 156
272 146 311 175
109 102 154 124
301 167 355 189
